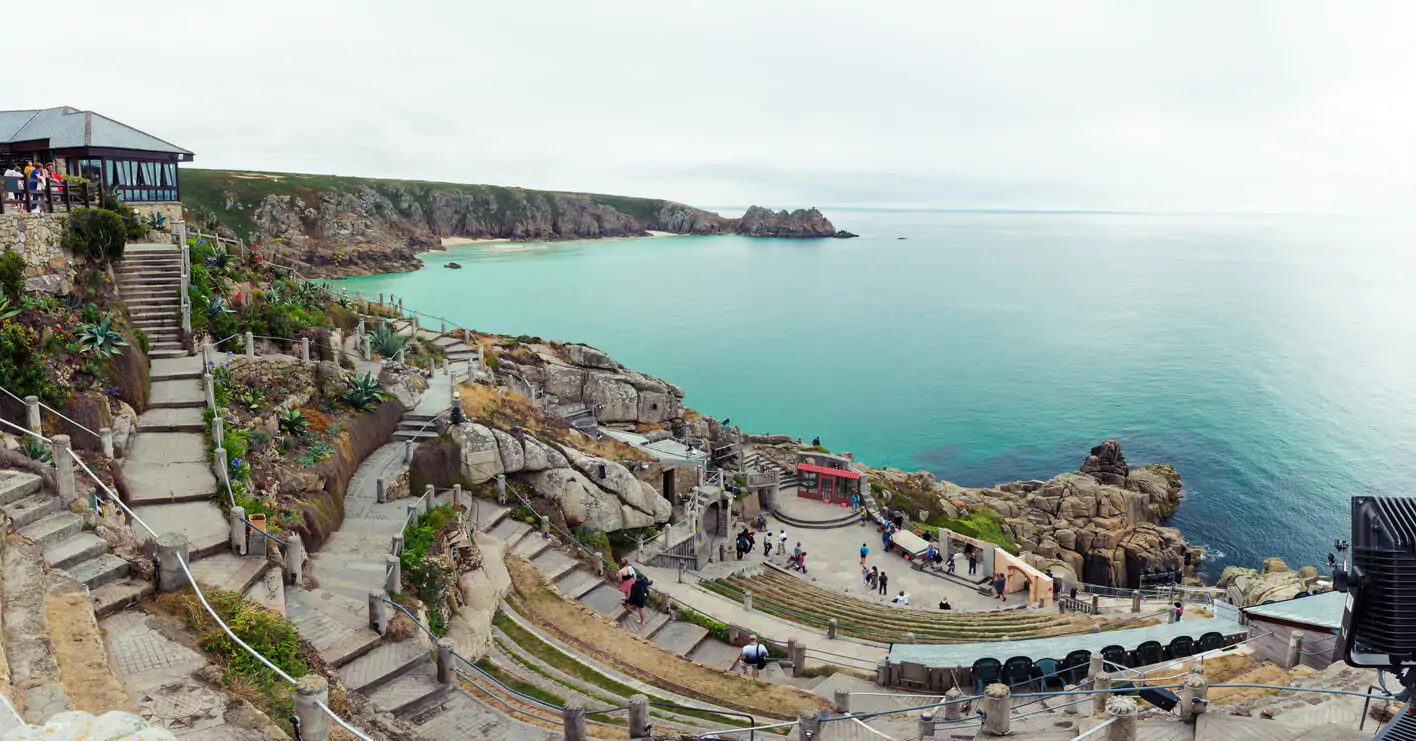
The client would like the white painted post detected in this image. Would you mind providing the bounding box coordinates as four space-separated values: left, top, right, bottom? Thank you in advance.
156 533 191 593
203 373 215 411
230 506 247 555
244 331 254 358
53 435 75 504
369 590 389 635
213 415 224 448
99 427 114 460
301 337 311 364
286 534 303 585
292 675 330 741
386 555 401 595
441 317 447 334
23 395 39 433
377 476 387 504
362 334 372 360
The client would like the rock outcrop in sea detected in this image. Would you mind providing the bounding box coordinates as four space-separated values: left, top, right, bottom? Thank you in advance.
181 170 855 277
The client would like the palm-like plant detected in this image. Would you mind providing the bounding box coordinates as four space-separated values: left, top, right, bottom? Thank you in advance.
77 316 129 356
341 372 388 412
207 296 234 317
277 408 310 435
370 324 406 359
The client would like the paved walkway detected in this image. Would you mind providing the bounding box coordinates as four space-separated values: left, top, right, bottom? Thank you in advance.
306 442 410 602
125 356 227 558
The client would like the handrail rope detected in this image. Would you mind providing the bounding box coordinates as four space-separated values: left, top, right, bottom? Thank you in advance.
315 701 375 741
1075 717 1116 740
0 385 101 441
453 668 562 724
174 552 297 684
242 515 288 547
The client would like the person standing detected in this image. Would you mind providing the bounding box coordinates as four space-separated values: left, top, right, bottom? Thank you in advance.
868 566 879 589
878 571 889 596
993 571 1007 601
1173 601 1184 622
859 543 869 568
764 536 773 558
26 166 45 213
968 551 978 575
623 574 652 627
778 530 788 560
617 562 637 601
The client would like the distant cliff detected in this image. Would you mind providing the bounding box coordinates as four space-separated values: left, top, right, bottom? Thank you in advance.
179 170 855 276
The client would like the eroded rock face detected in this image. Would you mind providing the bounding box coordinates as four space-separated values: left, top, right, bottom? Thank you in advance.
377 362 428 409
1219 558 1330 606
528 468 625 532
1080 439 1129 487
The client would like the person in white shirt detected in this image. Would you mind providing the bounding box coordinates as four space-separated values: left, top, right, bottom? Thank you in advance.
736 635 769 679
1 167 19 203
892 591 910 605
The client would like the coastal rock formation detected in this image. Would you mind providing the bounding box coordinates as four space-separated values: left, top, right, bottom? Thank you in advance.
1218 558 1329 606
494 340 686 427
183 170 855 277
869 440 1194 588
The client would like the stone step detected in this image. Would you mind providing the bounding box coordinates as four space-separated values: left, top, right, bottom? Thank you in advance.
619 608 671 638
530 547 579 583
685 635 740 672
92 577 153 618
553 568 603 601
0 470 42 507
649 620 710 658
512 533 552 560
130 315 178 328
136 407 206 433
475 504 510 533
148 379 206 408
65 553 130 590
149 362 203 381
1195 714 1363 741
18 511 84 549
580 584 628 623
43 532 108 570
190 553 271 595
487 516 531 545
366 661 446 715
392 430 440 440
336 639 431 694
149 349 189 359
2 493 62 528
127 485 215 506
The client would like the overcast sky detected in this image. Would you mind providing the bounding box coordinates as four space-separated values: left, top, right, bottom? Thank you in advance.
21 2 1416 213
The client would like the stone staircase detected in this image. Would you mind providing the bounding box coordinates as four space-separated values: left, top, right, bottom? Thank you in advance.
390 319 481 366
116 245 185 360
743 451 799 491
0 470 151 619
394 410 442 441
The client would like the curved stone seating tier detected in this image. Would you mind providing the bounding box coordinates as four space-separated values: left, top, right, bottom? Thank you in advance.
712 568 1091 643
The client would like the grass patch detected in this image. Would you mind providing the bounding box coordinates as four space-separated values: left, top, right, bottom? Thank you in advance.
922 509 1020 555
493 611 758 728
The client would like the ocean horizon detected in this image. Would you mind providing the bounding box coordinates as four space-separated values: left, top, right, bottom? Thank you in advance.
328 209 1416 581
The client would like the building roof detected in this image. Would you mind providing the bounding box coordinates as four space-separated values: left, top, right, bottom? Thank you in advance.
1241 590 1346 631
0 106 192 156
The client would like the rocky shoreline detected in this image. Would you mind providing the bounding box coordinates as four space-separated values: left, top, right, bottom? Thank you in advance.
180 170 856 278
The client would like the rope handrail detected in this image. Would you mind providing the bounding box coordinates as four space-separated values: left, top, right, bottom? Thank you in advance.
453 668 563 725
1075 717 1116 740
316 701 375 741
242 516 288 547
0 385 102 442
175 552 298 684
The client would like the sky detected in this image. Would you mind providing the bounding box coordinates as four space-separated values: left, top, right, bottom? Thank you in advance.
18 1 1416 214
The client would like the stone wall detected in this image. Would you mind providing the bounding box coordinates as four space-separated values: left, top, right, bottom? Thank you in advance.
131 202 183 226
0 212 75 294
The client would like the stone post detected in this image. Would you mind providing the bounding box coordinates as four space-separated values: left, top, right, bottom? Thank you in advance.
244 331 254 358
1105 695 1138 741
827 618 838 639
436 638 455 684
943 687 963 720
357 318 365 337
441 317 447 334
23 395 39 433
1179 665 1209 720
377 476 387 504
407 504 418 525
1092 594 1101 614
834 689 850 714
452 484 464 514
391 532 405 557
404 439 414 464
463 328 470 345
442 357 450 377
906 632 917 644
156 533 191 593
424 484 435 513
1064 683 1080 714
229 506 247 556
540 515 550 537
369 590 389 635
1092 672 1112 715
1131 590 1141 613
791 640 807 677
213 447 228 491
286 534 303 585
99 427 114 460
797 708 821 739
1285 630 1305 670
981 683 1011 736
362 334 372 360
743 589 753 612
496 475 507 505
1089 653 1105 680
919 711 935 737
411 314 418 333
301 337 311 364
386 555 401 594
562 700 587 741
203 373 215 410
628 694 650 738
292 675 330 741
213 415 225 448
53 435 75 504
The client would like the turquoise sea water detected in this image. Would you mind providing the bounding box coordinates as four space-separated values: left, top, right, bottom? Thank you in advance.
330 210 1416 579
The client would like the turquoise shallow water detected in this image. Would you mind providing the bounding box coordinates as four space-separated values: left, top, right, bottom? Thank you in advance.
330 210 1416 579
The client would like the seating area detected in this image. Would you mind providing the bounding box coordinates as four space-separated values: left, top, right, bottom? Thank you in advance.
967 632 1226 693
883 614 1247 691
706 565 1092 643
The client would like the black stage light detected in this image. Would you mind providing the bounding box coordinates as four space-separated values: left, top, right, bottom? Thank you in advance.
1332 496 1416 670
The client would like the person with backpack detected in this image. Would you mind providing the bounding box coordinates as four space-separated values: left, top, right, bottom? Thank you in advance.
623 574 653 627
616 562 637 601
1173 600 1184 622
859 543 869 568
736 635 770 679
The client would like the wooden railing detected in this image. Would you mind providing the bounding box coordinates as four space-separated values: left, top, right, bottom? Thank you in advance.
0 179 98 214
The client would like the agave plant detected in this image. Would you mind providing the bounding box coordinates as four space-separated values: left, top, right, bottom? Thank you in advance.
144 212 169 231
0 297 20 320
76 316 130 356
21 436 50 463
370 323 406 359
341 372 388 412
277 408 310 435
210 245 233 271
207 296 234 318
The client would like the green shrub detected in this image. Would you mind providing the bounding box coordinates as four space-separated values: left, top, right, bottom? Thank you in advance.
0 251 24 301
76 316 130 356
924 509 1020 555
135 328 149 355
370 323 405 359
341 372 387 412
0 321 48 400
63 208 127 263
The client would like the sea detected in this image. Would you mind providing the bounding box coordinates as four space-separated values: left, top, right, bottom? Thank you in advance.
328 209 1416 581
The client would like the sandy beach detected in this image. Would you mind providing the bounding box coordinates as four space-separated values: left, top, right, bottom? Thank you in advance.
644 230 681 238
441 236 512 247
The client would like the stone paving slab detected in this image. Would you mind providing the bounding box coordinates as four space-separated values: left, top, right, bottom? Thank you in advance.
686 636 741 671
136 407 206 432
581 584 628 618
131 501 228 556
129 432 208 462
148 356 205 381
337 639 430 693
409 689 557 740
148 380 206 408
125 462 218 504
366 661 444 715
553 567 602 600
649 621 709 656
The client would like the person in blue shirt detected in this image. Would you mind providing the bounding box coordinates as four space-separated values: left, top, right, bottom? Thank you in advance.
859 543 869 567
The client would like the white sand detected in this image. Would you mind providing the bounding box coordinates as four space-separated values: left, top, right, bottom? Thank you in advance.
644 230 681 238
441 236 511 247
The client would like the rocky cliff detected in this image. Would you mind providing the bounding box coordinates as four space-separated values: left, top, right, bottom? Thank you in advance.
870 439 1199 589
180 170 855 277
